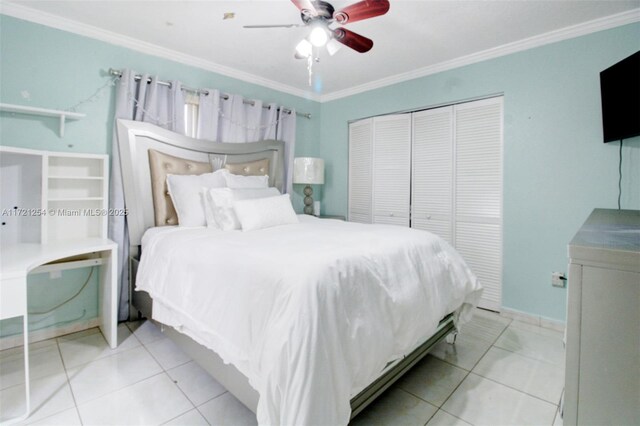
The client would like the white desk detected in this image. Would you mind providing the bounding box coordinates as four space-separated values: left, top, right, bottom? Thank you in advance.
0 238 118 423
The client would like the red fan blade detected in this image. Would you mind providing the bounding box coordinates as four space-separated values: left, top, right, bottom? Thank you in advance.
334 0 389 24
290 0 318 17
332 28 373 53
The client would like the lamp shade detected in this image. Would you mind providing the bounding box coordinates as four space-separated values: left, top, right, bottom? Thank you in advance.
293 157 324 185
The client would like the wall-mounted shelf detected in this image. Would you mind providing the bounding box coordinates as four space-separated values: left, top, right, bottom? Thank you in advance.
0 103 85 137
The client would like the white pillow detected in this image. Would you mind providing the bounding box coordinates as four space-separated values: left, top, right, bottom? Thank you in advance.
204 187 281 230
223 172 269 189
233 194 298 231
166 170 227 227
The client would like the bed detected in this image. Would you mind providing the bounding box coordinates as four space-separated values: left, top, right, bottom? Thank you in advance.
116 119 482 425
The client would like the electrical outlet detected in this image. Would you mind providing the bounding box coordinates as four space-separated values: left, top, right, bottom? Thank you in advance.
552 272 566 288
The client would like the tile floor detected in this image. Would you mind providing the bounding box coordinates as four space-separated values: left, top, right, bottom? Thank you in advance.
0 309 565 425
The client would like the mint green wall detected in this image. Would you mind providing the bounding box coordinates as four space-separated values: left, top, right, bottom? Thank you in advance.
0 15 321 336
1 15 638 331
319 23 640 322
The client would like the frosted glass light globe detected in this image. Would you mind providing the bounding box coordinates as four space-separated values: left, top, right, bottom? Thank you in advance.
309 27 328 47
295 39 313 58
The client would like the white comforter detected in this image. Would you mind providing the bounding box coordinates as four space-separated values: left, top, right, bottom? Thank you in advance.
136 216 482 425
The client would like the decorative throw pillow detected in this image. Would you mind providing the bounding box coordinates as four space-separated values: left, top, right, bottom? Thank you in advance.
204 187 281 230
233 194 298 231
166 170 227 227
148 149 213 226
223 172 269 189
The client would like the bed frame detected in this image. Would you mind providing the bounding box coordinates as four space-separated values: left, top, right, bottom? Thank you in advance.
116 119 457 419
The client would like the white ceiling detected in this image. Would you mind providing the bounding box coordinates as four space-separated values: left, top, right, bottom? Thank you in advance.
4 1 640 100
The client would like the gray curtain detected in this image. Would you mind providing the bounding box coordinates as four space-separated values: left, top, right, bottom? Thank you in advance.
110 70 297 320
197 91 296 191
109 70 185 321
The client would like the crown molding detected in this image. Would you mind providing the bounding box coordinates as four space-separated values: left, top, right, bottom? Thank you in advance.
0 1 322 102
2 1 637 104
320 8 640 102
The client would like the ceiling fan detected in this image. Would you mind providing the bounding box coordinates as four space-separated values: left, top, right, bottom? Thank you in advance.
243 0 390 59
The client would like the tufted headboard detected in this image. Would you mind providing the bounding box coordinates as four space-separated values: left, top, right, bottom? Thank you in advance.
115 119 285 249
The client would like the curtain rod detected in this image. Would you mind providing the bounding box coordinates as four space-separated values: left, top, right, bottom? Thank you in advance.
108 68 311 119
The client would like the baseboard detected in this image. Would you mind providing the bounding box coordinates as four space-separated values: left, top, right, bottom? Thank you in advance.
0 318 100 350
500 307 565 332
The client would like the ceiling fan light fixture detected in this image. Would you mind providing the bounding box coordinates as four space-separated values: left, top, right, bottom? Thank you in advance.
295 39 313 58
309 26 329 47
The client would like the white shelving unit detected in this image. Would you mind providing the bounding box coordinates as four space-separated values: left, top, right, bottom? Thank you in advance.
0 103 85 137
44 153 108 243
0 146 116 423
0 146 108 245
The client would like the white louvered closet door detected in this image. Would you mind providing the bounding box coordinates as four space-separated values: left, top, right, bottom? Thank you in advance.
348 119 373 223
372 114 412 226
454 97 503 311
411 107 454 244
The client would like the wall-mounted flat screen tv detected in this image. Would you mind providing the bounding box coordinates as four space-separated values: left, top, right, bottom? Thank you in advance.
600 51 640 143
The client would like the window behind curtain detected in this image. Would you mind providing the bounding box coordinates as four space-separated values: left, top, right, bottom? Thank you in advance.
184 92 200 138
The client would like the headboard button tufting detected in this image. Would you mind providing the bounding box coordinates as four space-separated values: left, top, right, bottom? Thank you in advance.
243 166 250 173
259 168 265 173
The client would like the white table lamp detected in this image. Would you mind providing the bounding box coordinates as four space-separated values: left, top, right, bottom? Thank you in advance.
293 157 324 215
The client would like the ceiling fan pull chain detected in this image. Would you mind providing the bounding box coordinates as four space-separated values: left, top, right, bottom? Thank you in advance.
307 54 313 87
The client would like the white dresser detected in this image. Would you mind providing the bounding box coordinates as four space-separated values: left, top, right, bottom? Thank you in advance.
564 208 640 426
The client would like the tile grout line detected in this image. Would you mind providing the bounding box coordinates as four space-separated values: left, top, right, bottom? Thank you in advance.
471 348 565 404
389 388 443 426
64 333 168 410
360 313 503 426
492 341 565 367
0 343 65 393
15 339 84 426
436 408 474 426
194 391 229 425
196 390 230 408
435 318 511 373
465 371 561 407
443 317 561 424
51 340 83 424
142 337 192 374
130 320 218 425
489 319 566 369
163 363 200 421
432 316 514 423
136 324 205 424
75 370 169 409
58 326 144 370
